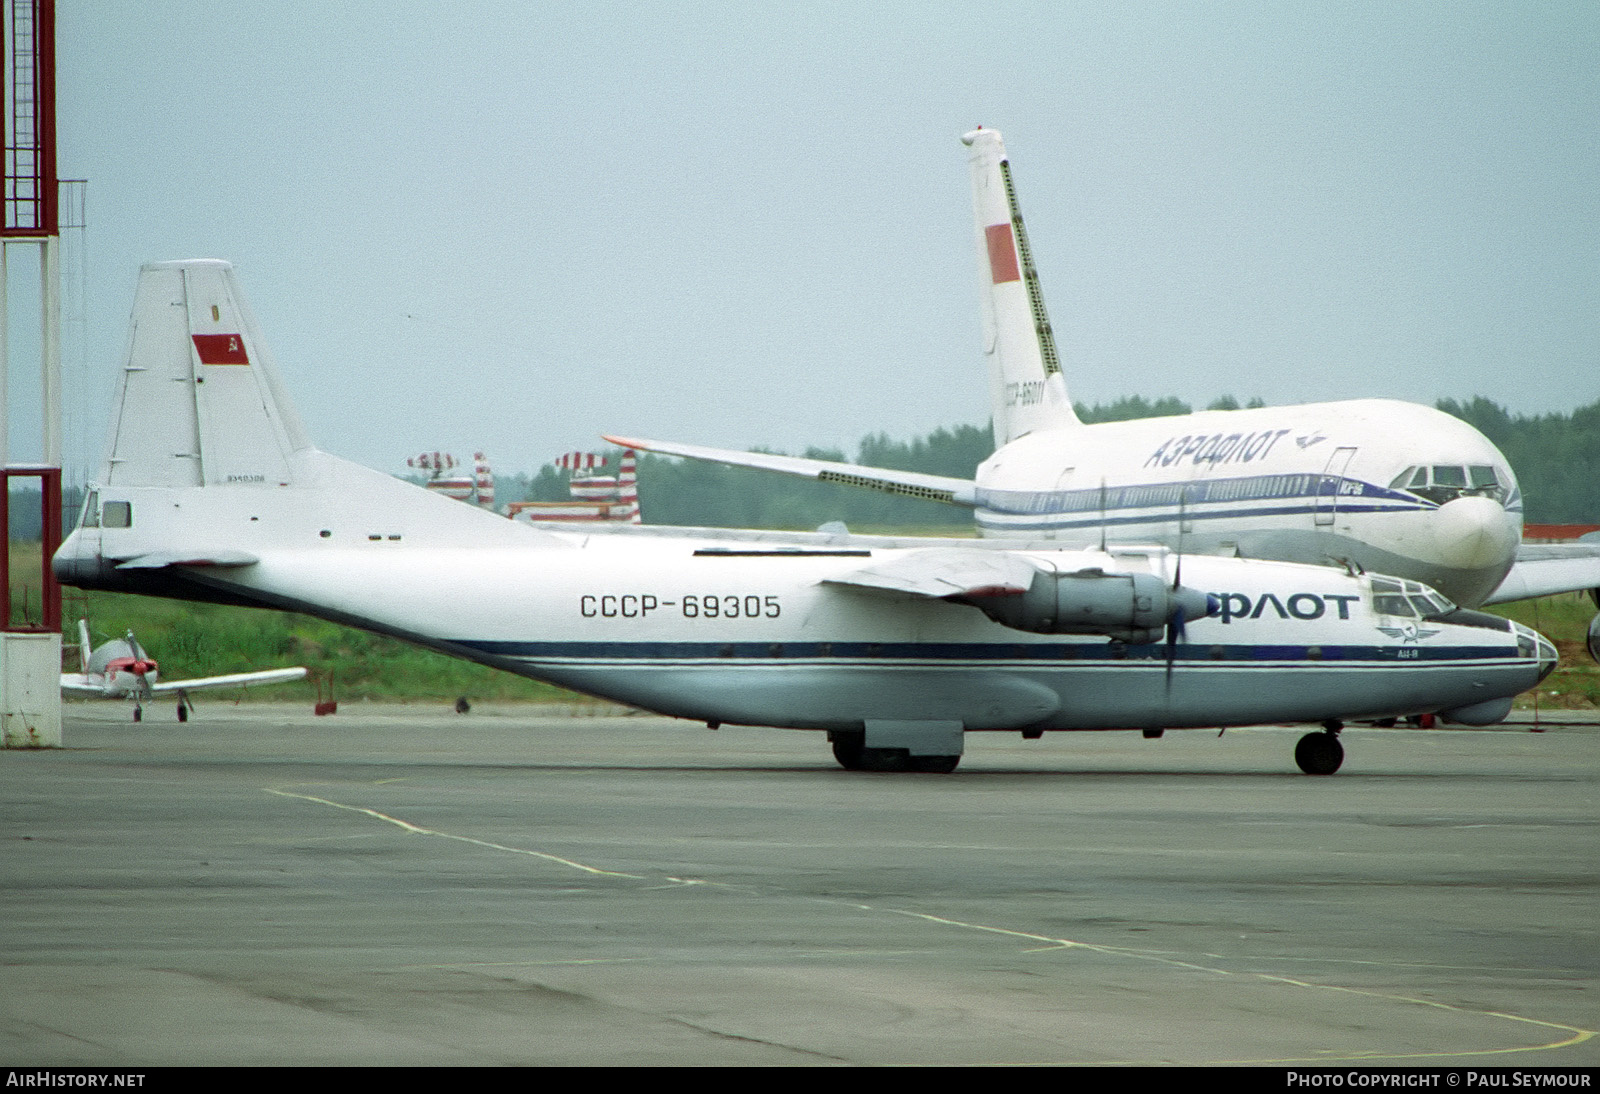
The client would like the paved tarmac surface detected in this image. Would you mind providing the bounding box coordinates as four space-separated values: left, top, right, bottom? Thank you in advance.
1 703 1596 1066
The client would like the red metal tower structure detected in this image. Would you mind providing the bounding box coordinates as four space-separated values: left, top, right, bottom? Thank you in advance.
1 0 61 747
1 0 60 634
2 0 54 240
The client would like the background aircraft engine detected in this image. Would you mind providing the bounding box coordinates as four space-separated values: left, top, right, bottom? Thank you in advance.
1587 611 1600 666
964 569 1213 642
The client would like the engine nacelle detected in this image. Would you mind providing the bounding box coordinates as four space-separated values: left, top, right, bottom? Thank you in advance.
963 567 1214 642
1587 612 1600 666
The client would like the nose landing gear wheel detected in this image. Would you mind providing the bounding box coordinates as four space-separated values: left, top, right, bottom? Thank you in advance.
1295 731 1344 775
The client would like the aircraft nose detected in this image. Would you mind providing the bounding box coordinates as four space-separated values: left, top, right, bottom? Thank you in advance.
1429 495 1519 571
1536 632 1558 683
1514 623 1560 683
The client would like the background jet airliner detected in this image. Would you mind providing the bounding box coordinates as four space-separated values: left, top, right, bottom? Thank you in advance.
60 619 307 721
51 260 1556 774
609 127 1600 635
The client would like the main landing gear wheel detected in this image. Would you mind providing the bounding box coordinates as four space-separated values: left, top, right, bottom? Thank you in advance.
1295 731 1344 775
830 734 959 773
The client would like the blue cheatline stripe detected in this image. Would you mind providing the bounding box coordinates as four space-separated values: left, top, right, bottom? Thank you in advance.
976 501 1433 534
974 475 1433 518
453 639 1517 665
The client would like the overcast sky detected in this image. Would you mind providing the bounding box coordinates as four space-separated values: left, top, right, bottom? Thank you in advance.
7 1 1596 479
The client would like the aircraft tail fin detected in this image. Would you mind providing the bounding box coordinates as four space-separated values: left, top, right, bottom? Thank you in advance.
962 128 1079 446
99 260 312 489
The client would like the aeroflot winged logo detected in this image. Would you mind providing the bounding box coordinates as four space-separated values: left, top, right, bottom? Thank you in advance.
192 334 249 365
1377 623 1441 644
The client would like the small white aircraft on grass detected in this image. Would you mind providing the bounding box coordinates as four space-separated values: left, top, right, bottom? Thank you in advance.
60 619 307 721
610 127 1600 628
52 261 1556 773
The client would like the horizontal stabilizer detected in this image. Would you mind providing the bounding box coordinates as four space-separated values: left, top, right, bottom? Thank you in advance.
1485 544 1600 604
115 550 261 570
603 435 977 507
147 667 308 695
823 548 1040 599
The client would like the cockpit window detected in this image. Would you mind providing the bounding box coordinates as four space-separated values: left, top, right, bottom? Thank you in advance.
1371 576 1456 618
1398 464 1506 505
101 501 132 529
1371 577 1413 616
79 490 99 529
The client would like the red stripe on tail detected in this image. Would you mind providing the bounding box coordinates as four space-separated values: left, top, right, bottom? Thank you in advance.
985 223 1021 284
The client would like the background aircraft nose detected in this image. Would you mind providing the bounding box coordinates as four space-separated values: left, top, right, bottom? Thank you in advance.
1429 495 1520 571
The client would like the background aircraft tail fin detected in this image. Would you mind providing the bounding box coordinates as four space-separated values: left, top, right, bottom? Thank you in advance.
99 260 312 489
962 128 1079 447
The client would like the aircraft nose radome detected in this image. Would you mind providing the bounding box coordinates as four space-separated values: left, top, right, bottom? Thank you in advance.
1429 496 1519 572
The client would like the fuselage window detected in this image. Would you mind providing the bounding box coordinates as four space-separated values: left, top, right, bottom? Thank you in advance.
101 501 132 528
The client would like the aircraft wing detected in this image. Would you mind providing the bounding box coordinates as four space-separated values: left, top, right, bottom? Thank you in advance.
822 548 1037 599
603 435 978 507
60 674 108 700
144 667 308 696
1484 543 1600 605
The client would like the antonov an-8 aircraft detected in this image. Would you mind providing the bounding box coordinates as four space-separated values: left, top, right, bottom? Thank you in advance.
52 261 1555 774
610 127 1600 629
